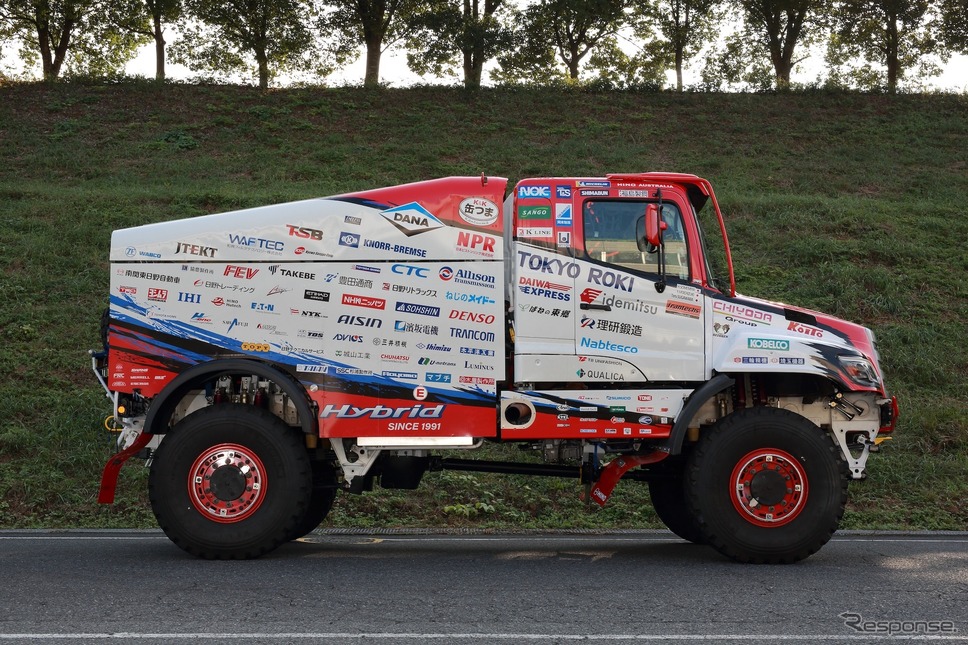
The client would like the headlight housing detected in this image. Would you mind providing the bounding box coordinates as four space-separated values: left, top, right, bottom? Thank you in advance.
841 356 880 388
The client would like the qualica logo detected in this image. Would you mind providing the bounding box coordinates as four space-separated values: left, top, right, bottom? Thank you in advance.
319 404 445 419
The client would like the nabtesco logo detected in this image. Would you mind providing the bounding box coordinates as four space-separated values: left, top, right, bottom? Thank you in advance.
748 338 791 351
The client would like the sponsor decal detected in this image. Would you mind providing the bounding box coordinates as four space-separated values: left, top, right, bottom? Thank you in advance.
666 300 702 319
296 364 329 373
459 376 495 385
319 404 445 419
381 202 445 236
191 312 213 323
240 342 270 352
227 234 284 252
224 265 259 279
250 302 275 312
639 415 653 424
335 368 371 375
363 239 428 258
557 231 571 247
460 347 496 356
555 203 572 226
456 230 497 256
459 197 499 226
580 337 639 354
438 266 497 289
577 180 610 188
333 333 363 342
748 338 791 351
445 291 496 305
713 322 731 337
395 321 439 334
517 227 553 238
344 215 362 225
395 301 440 317
588 267 633 292
178 292 201 303
519 205 551 220
517 250 581 278
354 264 380 274
392 263 429 278
618 189 650 198
118 285 137 295
337 314 382 328
343 294 386 309
449 310 496 324
147 288 168 302
735 356 769 364
580 189 609 196
175 242 217 257
518 185 551 199
450 328 497 342
556 185 572 199
286 225 323 240
340 276 373 288
576 369 626 381
788 321 823 338
713 301 773 323
381 353 410 363
339 232 360 248
304 290 330 302
383 370 418 380
463 360 494 371
226 318 248 333
580 316 642 336
779 357 806 365
418 343 452 352
181 265 213 275
638 394 652 401
425 372 451 383
266 286 291 296
297 310 324 318
413 386 428 401
293 246 331 258
268 266 316 280
580 288 657 314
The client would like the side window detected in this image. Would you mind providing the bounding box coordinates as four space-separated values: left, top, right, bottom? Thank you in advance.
582 200 689 279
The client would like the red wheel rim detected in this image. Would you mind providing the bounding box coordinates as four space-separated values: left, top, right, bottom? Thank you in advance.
729 448 808 527
188 443 267 523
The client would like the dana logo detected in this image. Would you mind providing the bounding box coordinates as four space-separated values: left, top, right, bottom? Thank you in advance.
381 202 444 236
517 185 550 199
748 338 791 351
319 404 445 419
339 232 360 248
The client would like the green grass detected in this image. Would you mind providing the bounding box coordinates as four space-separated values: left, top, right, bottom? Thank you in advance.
0 81 966 531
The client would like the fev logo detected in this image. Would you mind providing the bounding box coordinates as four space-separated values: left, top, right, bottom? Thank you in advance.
381 202 444 236
518 185 551 199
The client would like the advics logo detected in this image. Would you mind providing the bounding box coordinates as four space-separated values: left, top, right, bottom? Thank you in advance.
381 202 444 236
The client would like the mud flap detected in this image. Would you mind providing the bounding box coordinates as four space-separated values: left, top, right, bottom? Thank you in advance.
588 452 668 507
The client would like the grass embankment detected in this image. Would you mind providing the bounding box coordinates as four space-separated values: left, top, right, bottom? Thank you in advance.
0 82 965 530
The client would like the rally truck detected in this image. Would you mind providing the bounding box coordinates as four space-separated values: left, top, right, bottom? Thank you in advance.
91 172 897 563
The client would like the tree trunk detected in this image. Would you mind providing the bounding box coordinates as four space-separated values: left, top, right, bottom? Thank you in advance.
886 14 899 93
153 14 166 82
675 46 684 92
364 38 382 88
256 48 269 89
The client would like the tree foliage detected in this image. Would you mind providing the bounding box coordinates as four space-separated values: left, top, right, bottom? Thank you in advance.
0 0 145 80
938 0 967 52
827 0 944 92
405 0 512 89
732 0 830 88
171 0 321 89
109 0 183 81
633 0 723 91
321 0 426 88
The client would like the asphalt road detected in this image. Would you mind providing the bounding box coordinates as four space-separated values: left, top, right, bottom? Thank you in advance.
0 530 966 643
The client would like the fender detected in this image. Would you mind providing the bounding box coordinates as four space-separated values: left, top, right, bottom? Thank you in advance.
143 358 318 436
666 373 734 455
98 359 318 505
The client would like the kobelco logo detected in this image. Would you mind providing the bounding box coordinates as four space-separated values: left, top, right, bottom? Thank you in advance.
748 338 791 351
518 185 551 199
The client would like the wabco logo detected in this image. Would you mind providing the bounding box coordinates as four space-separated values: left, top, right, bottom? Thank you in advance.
518 185 550 199
392 264 428 278
319 404 445 419
748 338 791 351
381 202 444 236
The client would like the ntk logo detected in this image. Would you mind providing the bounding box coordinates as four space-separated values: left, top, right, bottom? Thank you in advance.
381 202 444 237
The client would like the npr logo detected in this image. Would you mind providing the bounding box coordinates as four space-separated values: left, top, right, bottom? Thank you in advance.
456 231 495 254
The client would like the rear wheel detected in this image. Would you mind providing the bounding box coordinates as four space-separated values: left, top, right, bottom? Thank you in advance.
648 472 704 544
149 404 312 559
686 407 847 563
287 460 339 541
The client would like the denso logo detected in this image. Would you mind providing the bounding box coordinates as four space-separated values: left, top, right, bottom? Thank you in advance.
381 202 444 236
392 263 428 278
319 404 445 419
449 310 496 324
518 185 550 199
286 224 323 240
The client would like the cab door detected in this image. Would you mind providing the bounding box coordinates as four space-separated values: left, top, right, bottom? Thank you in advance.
575 196 705 382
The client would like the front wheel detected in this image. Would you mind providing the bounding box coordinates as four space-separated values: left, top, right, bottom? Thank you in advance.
686 407 848 563
149 404 312 559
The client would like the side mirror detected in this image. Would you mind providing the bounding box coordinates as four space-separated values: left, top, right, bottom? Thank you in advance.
641 204 666 249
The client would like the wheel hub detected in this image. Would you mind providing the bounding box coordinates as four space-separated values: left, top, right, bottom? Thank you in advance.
188 443 267 523
730 448 808 527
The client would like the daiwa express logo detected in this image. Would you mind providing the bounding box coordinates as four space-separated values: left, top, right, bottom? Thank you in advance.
381 203 444 236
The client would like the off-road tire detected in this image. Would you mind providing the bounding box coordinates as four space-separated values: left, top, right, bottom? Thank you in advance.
686 406 848 564
149 404 312 559
287 460 339 541
649 472 705 544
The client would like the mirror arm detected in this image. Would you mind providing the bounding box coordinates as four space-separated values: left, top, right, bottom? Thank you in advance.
654 189 666 293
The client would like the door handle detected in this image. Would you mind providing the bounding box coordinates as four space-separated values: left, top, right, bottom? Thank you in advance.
580 303 611 311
